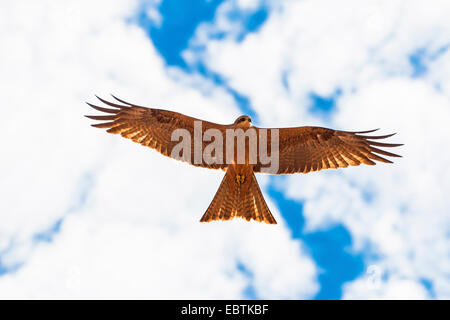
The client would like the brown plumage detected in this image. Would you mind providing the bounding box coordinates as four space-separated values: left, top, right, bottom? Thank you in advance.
200 164 276 224
86 95 403 224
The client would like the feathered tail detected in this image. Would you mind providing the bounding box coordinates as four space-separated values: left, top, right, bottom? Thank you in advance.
200 166 277 224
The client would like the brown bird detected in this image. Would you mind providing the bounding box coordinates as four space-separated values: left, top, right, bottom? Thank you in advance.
86 95 402 225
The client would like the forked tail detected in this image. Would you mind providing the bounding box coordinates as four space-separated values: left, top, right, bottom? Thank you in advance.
200 167 277 224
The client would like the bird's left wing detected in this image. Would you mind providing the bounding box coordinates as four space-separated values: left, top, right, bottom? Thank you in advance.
253 126 403 174
85 95 228 170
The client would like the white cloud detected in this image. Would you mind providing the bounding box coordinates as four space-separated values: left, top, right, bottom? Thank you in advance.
343 275 429 300
186 0 450 299
144 0 163 27
0 0 317 298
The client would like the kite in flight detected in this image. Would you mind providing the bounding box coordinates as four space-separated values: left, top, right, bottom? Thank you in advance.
86 96 402 224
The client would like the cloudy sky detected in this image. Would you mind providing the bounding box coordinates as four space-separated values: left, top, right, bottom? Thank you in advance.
1 0 449 299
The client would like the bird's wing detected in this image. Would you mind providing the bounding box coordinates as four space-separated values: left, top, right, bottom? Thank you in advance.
86 95 228 170
254 126 403 174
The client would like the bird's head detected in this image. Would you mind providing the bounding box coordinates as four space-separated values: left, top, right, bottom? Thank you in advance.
233 115 252 128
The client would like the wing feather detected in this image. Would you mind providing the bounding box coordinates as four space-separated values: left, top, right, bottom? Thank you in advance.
86 96 228 170
254 126 402 174
87 97 402 174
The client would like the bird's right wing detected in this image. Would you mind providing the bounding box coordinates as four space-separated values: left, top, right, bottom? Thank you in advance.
86 95 228 170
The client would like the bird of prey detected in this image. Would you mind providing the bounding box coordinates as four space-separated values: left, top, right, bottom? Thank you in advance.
86 96 402 225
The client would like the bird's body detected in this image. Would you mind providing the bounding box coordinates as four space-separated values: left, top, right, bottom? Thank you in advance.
86 96 402 224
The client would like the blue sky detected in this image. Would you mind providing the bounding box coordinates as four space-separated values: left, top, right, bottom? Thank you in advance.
0 0 449 299
136 0 268 119
135 0 375 300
